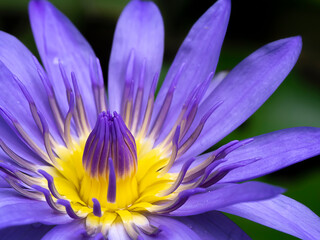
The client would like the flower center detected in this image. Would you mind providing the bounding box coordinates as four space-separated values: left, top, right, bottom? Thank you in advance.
38 109 180 237
81 111 138 204
49 111 173 212
83 111 137 180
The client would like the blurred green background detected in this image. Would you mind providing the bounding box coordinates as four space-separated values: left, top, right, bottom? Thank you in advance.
0 0 320 239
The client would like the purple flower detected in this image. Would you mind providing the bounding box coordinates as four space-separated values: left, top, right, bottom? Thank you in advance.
0 0 319 239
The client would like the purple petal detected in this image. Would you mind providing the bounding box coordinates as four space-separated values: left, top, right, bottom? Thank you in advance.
29 0 97 126
177 211 251 240
0 224 53 240
0 176 9 188
0 112 44 166
220 194 320 240
108 0 164 114
41 221 86 240
201 71 228 104
182 36 302 159
0 189 72 229
0 59 46 153
0 188 34 208
0 31 62 143
169 182 284 216
147 216 201 240
0 61 51 162
153 0 230 141
170 152 211 173
220 127 320 182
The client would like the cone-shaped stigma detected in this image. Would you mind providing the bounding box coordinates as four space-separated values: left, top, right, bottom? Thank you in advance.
82 111 137 179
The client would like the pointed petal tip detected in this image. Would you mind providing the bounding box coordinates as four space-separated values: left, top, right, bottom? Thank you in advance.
108 0 164 112
215 0 231 14
219 0 231 7
28 0 46 16
284 35 302 50
274 35 303 64
206 0 231 21
28 0 57 18
275 35 303 56
28 0 44 8
289 35 302 44
127 0 160 11
292 35 303 53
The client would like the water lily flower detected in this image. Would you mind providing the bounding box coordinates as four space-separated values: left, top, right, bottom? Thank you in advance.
0 0 319 239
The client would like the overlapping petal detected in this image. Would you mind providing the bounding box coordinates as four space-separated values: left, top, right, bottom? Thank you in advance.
201 71 228 104
0 224 52 240
0 176 8 188
41 221 86 240
29 0 98 127
148 216 201 240
0 113 44 167
153 0 230 141
169 182 284 216
108 0 164 115
172 127 320 182
0 32 62 145
0 189 72 229
177 211 251 240
0 61 48 157
220 195 320 240
221 127 320 182
181 36 302 159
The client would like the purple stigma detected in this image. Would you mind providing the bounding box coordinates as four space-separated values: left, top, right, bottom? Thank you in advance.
82 111 137 179
92 198 102 217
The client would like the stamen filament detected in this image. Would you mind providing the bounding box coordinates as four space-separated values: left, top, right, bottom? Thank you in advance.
58 61 72 103
35 63 66 141
72 72 90 136
177 101 222 157
5 177 42 200
38 169 62 199
131 59 146 135
160 126 180 175
0 108 51 163
138 73 158 139
38 113 58 166
64 93 75 148
33 185 63 211
149 64 185 141
0 139 37 171
159 158 195 197
153 188 206 214
121 50 135 126
14 76 44 133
